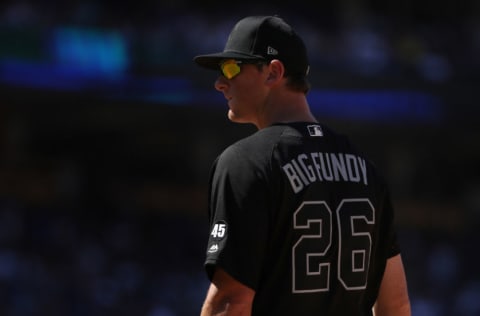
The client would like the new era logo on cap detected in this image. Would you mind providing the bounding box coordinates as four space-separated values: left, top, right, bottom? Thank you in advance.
267 46 278 55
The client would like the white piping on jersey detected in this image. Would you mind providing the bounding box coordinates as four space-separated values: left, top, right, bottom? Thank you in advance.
282 152 368 193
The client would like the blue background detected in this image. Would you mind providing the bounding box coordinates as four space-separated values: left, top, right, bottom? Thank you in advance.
0 0 479 315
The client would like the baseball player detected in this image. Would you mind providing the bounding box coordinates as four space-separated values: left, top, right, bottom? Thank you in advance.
194 15 411 316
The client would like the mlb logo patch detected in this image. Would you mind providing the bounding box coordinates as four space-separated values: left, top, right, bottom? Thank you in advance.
307 124 323 137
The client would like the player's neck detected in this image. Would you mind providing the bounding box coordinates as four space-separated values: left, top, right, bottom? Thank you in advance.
255 92 317 130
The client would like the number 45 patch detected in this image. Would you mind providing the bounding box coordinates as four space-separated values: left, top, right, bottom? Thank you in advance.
210 221 227 240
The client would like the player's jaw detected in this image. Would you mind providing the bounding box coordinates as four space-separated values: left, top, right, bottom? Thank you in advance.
215 67 266 125
226 99 255 124
214 76 247 123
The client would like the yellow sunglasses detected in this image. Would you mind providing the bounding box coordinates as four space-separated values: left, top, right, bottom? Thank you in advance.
219 59 266 79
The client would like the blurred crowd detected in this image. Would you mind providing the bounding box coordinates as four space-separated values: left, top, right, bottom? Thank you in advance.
0 0 480 315
0 0 479 83
0 200 208 316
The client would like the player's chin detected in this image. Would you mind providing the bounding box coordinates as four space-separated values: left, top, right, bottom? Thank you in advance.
227 111 252 125
227 110 238 122
227 110 244 123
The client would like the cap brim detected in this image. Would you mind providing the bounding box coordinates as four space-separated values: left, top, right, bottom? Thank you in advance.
194 51 265 70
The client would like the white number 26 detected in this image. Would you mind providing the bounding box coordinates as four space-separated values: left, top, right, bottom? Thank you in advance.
292 198 375 293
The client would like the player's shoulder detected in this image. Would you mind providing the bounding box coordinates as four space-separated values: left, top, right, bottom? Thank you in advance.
214 124 291 168
217 122 357 161
226 124 287 152
240 122 340 143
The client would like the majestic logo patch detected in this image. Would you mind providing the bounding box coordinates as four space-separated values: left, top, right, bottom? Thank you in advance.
307 124 323 137
208 244 219 253
210 221 227 240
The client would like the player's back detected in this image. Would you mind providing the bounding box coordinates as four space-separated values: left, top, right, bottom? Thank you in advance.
244 122 398 315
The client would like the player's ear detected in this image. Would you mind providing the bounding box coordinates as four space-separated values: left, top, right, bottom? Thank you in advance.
265 59 285 86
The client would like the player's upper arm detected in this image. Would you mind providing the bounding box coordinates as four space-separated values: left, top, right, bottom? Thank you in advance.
373 254 411 316
201 267 255 316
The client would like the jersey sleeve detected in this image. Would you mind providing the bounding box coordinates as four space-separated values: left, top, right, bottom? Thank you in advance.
381 187 401 258
205 144 271 290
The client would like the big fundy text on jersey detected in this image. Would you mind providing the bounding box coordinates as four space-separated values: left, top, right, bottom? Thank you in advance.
282 151 368 193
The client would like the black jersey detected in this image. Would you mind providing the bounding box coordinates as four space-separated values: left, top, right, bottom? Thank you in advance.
205 122 400 316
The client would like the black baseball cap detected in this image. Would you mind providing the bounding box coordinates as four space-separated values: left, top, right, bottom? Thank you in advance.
194 15 310 76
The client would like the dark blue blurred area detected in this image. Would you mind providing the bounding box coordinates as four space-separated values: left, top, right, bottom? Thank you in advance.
0 200 208 316
0 0 480 315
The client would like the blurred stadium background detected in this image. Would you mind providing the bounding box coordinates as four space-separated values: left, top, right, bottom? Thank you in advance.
0 0 479 315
